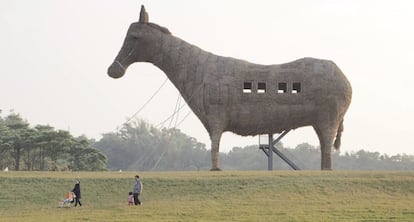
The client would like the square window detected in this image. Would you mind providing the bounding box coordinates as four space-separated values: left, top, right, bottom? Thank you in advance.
258 82 266 93
278 82 287 93
243 82 252 93
292 82 301 93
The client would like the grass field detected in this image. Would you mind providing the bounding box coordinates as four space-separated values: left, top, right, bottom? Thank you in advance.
0 171 413 221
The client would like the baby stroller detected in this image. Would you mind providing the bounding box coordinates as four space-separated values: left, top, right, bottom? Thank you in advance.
58 191 76 207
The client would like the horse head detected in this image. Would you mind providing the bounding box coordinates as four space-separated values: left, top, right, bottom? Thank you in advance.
107 5 170 78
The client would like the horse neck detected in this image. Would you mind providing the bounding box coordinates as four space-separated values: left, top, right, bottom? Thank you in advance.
150 33 208 99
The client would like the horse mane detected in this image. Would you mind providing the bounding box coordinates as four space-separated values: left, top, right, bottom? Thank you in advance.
148 23 171 35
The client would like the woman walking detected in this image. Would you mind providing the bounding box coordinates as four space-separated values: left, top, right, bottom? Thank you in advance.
72 179 82 207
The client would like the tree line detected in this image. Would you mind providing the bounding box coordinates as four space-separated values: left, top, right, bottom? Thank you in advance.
94 119 414 171
1 110 413 171
0 111 107 171
223 143 414 170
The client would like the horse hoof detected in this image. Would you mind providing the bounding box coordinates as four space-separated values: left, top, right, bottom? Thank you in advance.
210 168 222 171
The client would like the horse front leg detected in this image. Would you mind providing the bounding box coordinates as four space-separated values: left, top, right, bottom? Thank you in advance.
210 131 223 171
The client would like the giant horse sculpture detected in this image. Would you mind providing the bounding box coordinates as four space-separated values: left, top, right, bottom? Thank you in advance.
108 6 352 170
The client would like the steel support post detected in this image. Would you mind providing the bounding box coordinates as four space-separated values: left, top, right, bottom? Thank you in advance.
268 133 273 170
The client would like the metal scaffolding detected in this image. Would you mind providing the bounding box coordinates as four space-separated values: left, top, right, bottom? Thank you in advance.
259 130 300 170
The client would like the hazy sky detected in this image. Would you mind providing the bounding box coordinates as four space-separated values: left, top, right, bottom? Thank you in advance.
1 0 414 155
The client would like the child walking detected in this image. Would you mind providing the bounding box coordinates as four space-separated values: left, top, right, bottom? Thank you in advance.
128 192 134 206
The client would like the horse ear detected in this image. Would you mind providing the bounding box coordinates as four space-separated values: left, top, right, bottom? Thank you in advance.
139 5 149 23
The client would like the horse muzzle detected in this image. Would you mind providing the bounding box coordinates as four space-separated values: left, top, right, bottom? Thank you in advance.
107 60 126 78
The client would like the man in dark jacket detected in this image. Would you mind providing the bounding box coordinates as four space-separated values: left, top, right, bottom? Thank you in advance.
72 179 82 207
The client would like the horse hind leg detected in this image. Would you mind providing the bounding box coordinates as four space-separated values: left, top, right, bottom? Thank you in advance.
313 124 338 170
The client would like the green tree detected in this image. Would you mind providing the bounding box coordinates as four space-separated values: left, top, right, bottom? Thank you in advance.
94 132 133 170
0 116 13 169
69 136 107 171
2 113 30 170
34 125 55 170
48 130 72 163
21 127 38 170
94 119 211 171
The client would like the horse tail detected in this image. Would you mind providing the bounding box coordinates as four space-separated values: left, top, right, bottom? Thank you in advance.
333 119 344 150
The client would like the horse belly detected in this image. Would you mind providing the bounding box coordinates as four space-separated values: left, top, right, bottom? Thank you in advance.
225 103 316 136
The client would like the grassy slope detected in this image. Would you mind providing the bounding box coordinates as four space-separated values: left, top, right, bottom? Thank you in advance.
0 171 413 221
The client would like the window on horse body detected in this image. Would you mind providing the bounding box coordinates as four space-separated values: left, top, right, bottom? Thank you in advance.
257 82 266 94
292 82 301 94
278 82 287 94
243 82 252 93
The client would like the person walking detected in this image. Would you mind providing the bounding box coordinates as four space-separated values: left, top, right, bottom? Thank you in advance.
72 179 82 207
128 192 134 206
132 175 143 206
